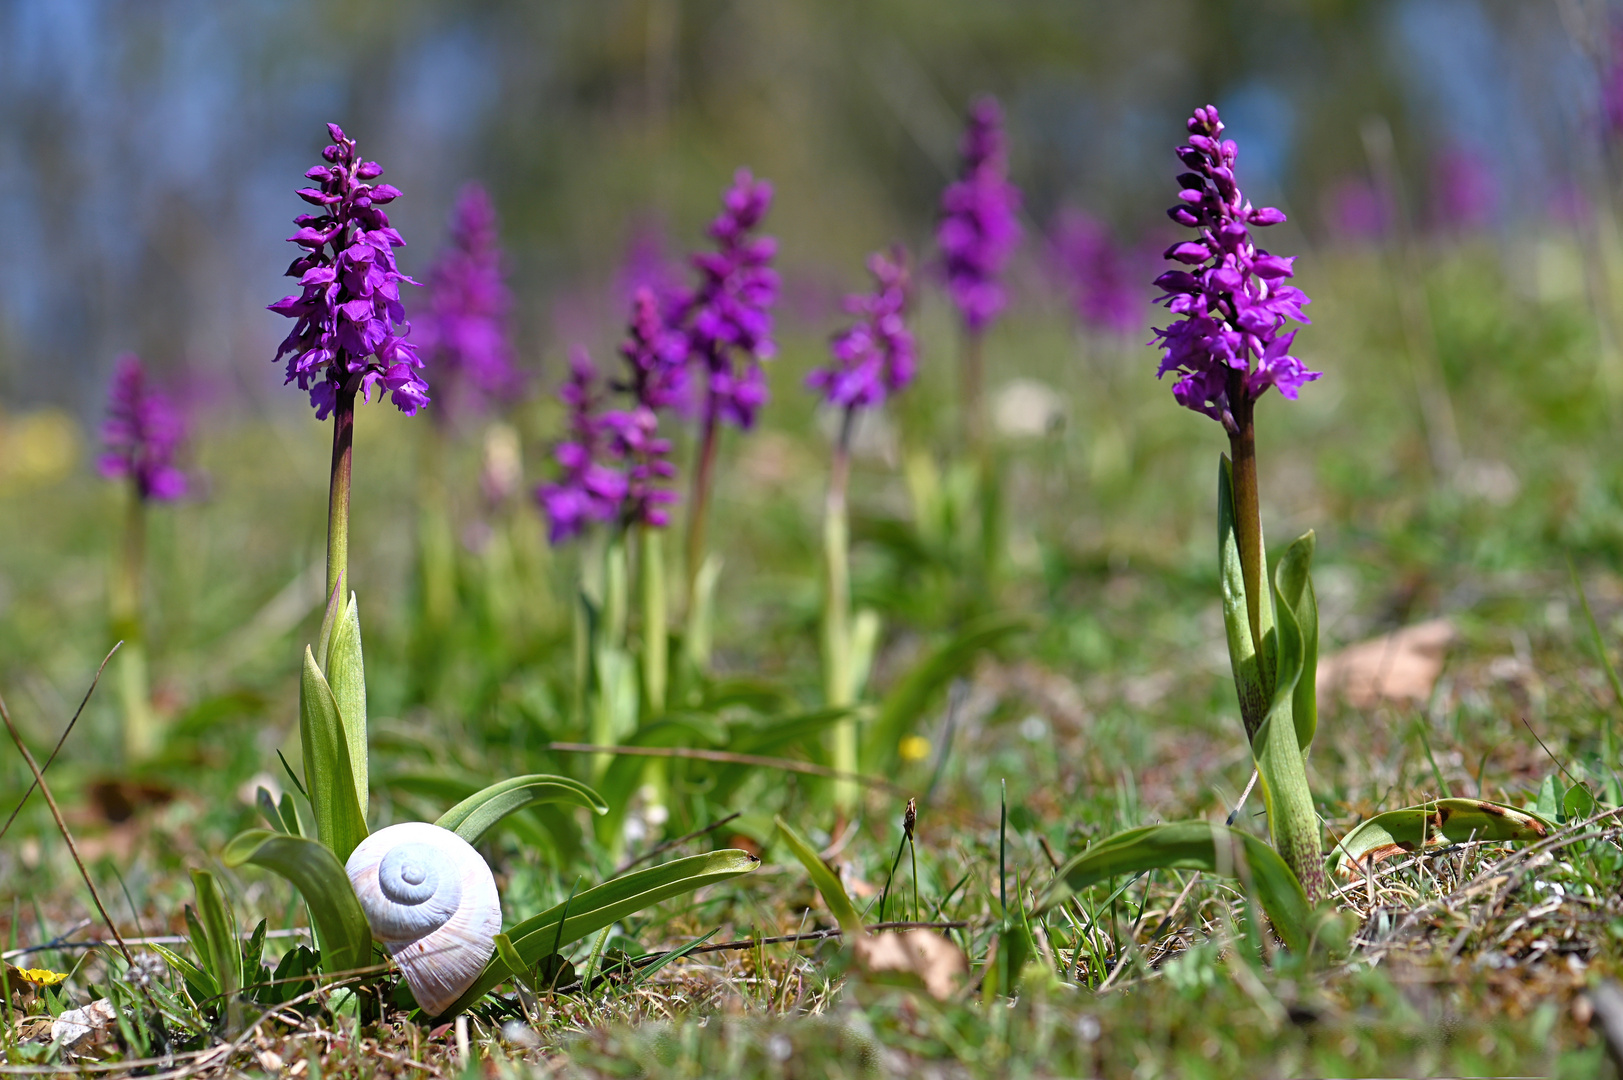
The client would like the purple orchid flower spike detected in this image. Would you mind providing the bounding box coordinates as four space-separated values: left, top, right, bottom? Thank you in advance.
808 247 916 410
269 123 426 419
1049 209 1145 338
680 168 779 431
419 183 519 420
938 97 1022 334
99 354 187 502
1151 105 1318 426
535 348 629 544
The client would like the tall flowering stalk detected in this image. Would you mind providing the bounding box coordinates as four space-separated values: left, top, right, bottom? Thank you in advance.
938 97 1021 448
98 354 187 762
266 123 424 856
809 248 915 813
269 123 427 605
411 184 519 668
419 183 520 423
1152 104 1324 899
536 298 684 786
675 170 778 603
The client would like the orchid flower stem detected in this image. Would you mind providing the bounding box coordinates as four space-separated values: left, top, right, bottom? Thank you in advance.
112 486 155 763
325 386 357 605
961 329 985 455
825 409 857 813
1226 397 1266 667
639 524 668 717
638 523 670 817
684 409 720 616
1223 407 1324 903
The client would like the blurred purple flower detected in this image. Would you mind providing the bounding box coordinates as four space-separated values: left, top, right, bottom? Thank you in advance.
937 97 1022 333
620 287 689 412
616 216 686 312
268 123 426 419
1603 28 1623 138
603 405 678 529
676 168 779 430
418 183 519 419
1322 177 1389 243
1429 147 1497 232
808 247 916 410
534 348 628 544
99 354 187 502
1152 105 1319 424
1049 209 1145 337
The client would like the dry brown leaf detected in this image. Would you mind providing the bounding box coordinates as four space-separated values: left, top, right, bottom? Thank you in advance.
852 930 967 1000
51 997 118 1053
1317 618 1455 708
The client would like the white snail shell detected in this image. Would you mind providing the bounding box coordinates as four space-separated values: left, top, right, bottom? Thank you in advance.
345 822 501 1015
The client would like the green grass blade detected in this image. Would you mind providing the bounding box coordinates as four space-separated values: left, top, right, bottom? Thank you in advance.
435 774 608 846
221 829 372 978
297 647 368 862
1036 821 1311 953
632 927 719 988
439 849 760 1017
1328 799 1555 878
774 815 864 937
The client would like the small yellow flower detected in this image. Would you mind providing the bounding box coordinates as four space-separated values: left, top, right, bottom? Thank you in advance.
16 968 69 987
898 735 932 763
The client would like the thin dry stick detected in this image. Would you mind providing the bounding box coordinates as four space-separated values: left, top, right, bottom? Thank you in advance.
4 926 311 962
1225 769 1260 826
546 741 908 795
0 642 121 844
616 810 742 875
0 688 137 972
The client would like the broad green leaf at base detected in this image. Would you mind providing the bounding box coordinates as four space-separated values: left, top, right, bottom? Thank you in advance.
1036 821 1311 953
435 774 608 845
775 815 864 937
1329 799 1555 878
438 849 760 1018
222 829 372 978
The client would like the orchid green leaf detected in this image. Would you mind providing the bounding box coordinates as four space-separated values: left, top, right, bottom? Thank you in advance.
1037 821 1311 953
297 646 368 862
438 849 760 1017
222 829 372 978
1273 532 1318 753
322 592 368 815
435 774 608 846
774 815 864 937
189 869 242 1031
1328 799 1555 879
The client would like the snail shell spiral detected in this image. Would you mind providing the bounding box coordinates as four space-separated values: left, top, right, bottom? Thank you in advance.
345 822 501 1015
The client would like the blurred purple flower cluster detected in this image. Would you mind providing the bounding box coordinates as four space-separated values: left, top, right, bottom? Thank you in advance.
808 248 915 410
1429 147 1497 232
269 123 426 420
535 349 630 543
535 290 688 543
99 354 187 502
1049 209 1145 338
418 183 519 418
938 97 1022 333
675 169 779 429
1152 105 1318 424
